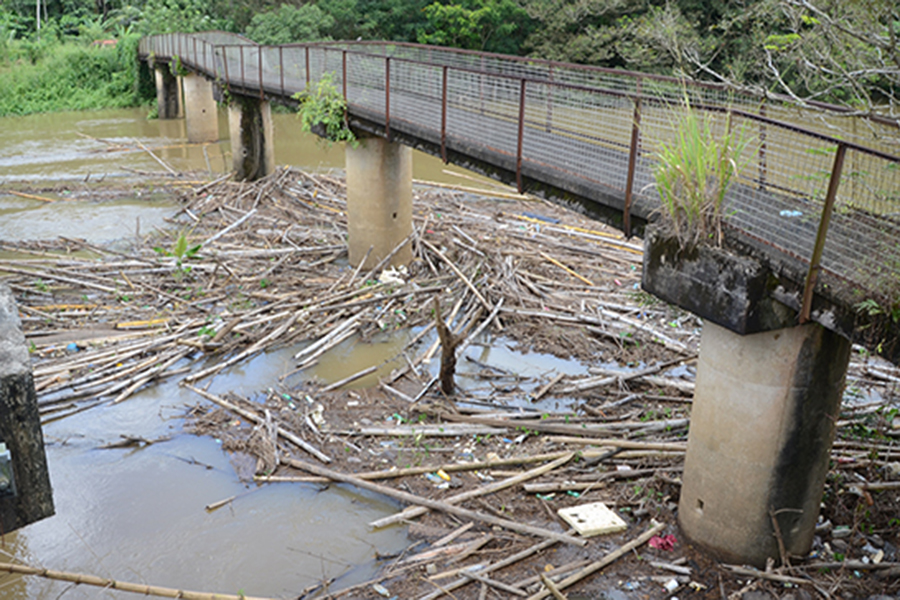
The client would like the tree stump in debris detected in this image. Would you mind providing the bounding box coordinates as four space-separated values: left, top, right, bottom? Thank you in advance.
433 298 461 396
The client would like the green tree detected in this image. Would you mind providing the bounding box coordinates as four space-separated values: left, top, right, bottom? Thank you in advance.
417 0 533 54
245 3 334 45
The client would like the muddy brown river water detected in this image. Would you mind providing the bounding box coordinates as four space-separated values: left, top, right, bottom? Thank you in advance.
0 107 586 599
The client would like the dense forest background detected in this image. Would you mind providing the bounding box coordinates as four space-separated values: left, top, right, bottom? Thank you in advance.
0 0 897 122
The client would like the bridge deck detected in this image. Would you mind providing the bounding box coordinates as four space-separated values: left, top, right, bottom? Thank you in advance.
139 34 900 350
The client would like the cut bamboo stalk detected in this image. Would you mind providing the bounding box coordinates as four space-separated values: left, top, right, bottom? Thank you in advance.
0 561 275 600
286 457 585 546
370 453 574 528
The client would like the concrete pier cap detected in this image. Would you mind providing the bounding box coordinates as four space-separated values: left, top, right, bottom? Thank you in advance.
228 96 275 181
641 229 851 567
345 136 413 269
182 73 219 143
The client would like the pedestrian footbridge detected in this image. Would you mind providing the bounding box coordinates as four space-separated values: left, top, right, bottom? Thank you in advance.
140 31 899 568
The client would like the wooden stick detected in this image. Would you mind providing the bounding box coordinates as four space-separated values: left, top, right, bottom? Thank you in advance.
135 139 178 176
421 240 492 313
418 531 577 600
0 562 275 600
539 251 593 286
539 573 569 600
7 190 56 202
319 365 377 392
530 373 566 402
286 457 585 546
370 453 574 528
461 571 528 597
525 521 666 600
185 385 331 463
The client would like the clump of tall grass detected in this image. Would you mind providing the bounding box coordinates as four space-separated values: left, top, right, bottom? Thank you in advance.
653 98 753 249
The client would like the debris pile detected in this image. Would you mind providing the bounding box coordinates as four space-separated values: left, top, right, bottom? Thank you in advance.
1 167 898 599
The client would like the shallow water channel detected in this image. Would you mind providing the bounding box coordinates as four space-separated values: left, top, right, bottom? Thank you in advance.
0 107 590 598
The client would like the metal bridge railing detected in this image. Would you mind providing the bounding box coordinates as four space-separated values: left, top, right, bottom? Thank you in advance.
140 33 900 321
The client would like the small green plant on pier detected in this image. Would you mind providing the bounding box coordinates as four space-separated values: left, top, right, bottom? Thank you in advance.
293 73 357 145
653 98 753 249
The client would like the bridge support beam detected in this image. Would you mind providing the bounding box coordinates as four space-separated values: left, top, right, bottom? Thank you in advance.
345 137 413 269
679 320 849 567
153 66 182 119
182 73 219 143
228 97 275 181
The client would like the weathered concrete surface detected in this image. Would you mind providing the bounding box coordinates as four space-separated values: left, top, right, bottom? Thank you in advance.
679 320 849 567
0 284 54 533
642 229 796 335
345 136 413 269
228 97 275 181
153 66 183 119
182 74 219 143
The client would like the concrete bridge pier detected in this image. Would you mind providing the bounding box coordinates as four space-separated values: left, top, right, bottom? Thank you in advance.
182 73 219 143
153 65 182 119
679 321 849 566
228 97 275 181
345 136 413 269
642 231 851 567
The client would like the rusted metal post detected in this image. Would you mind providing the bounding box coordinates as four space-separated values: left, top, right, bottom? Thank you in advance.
758 101 768 190
342 50 348 103
516 78 526 193
222 47 230 89
279 46 284 98
385 57 391 141
441 65 448 163
305 47 310 87
258 47 264 100
799 143 847 323
240 46 245 87
623 81 643 238
192 37 197 68
545 64 553 133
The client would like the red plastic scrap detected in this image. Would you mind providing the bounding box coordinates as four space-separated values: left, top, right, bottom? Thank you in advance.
648 534 677 551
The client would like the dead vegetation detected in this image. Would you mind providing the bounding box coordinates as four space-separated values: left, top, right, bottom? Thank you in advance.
1 168 899 600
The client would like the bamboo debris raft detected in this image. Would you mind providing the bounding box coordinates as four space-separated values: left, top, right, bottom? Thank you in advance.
5 168 899 600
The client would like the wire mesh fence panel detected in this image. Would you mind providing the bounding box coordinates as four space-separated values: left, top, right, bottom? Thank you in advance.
140 33 900 316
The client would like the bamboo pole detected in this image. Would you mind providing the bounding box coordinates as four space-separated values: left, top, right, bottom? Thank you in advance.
0 562 275 600
286 457 586 546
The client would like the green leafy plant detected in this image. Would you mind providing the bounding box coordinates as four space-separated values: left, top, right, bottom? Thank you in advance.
293 73 357 145
653 97 753 250
153 231 202 278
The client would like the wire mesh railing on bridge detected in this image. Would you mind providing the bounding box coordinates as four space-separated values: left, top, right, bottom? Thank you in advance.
139 34 900 320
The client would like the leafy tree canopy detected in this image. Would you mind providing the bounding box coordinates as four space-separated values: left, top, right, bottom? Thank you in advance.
245 3 333 45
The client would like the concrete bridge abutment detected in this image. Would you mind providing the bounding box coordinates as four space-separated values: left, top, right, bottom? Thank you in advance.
182 73 219 143
228 97 275 182
345 136 413 269
153 65 182 119
642 230 851 567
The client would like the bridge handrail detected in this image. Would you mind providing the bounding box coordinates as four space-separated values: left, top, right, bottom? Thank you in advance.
141 32 900 324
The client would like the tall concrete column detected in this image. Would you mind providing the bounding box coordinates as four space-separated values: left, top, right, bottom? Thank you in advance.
679 320 850 567
154 65 183 119
228 97 275 181
182 73 219 143
345 137 413 268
